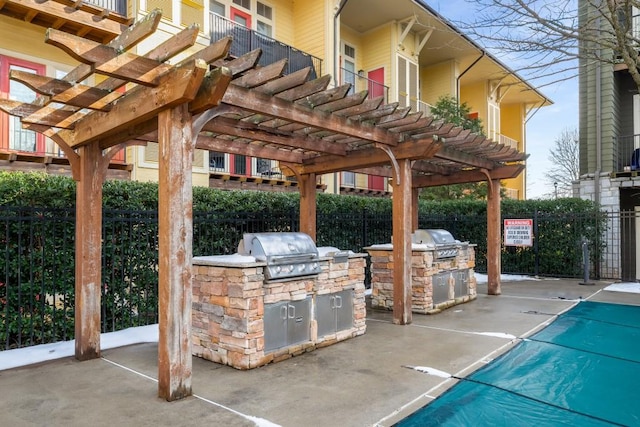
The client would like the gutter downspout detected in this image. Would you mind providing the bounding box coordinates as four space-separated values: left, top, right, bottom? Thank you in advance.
333 0 350 195
456 52 484 103
595 13 602 207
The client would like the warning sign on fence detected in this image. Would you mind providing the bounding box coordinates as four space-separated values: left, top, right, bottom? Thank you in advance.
504 219 533 247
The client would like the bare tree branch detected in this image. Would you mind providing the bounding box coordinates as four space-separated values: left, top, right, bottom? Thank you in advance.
544 128 580 197
453 0 640 89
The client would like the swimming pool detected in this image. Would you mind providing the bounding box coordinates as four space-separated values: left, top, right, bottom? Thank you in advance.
395 301 640 426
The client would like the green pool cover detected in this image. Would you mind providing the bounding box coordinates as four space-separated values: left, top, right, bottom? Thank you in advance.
396 301 640 426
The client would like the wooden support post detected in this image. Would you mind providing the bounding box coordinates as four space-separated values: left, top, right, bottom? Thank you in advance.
486 179 502 295
392 159 413 324
158 104 194 401
411 187 420 232
299 173 317 241
74 142 105 360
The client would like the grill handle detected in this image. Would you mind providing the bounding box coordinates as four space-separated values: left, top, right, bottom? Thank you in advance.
269 254 318 263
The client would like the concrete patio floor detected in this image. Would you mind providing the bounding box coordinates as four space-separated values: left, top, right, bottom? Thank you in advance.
0 278 636 427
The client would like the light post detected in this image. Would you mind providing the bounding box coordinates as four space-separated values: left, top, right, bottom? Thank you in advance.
554 182 558 199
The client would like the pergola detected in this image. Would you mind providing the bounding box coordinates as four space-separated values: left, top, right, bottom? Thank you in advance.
0 10 525 401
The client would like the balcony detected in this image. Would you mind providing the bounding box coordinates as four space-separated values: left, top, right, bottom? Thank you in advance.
84 0 127 16
0 122 128 172
339 68 389 102
417 100 432 116
210 13 322 79
499 134 519 150
614 134 640 173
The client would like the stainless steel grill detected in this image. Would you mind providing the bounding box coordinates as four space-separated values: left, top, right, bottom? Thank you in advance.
411 229 466 260
237 232 321 280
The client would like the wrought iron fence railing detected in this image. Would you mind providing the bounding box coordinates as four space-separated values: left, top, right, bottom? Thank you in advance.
209 13 322 79
0 206 634 350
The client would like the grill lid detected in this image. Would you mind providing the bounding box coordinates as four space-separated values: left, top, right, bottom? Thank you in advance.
411 229 457 246
237 232 320 280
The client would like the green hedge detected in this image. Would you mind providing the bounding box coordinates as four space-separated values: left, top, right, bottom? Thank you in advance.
0 172 605 349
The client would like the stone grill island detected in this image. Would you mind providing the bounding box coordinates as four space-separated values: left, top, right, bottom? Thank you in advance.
366 229 477 314
191 233 367 369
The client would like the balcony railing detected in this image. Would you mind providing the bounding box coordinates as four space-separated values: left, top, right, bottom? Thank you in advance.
84 0 127 16
499 134 519 149
339 68 389 102
614 134 640 172
417 100 432 116
210 13 322 79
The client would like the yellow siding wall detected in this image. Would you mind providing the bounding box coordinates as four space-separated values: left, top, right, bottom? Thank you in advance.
500 103 526 199
422 61 457 105
147 0 173 19
0 17 78 66
500 104 524 150
292 0 326 61
460 81 487 121
181 0 204 28
271 0 295 46
355 173 367 188
361 25 393 88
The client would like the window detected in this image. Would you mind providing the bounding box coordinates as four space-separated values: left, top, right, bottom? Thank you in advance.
0 55 45 153
487 101 500 142
232 0 250 10
342 42 356 95
256 2 273 37
342 171 355 187
209 151 226 170
396 55 418 111
210 0 225 16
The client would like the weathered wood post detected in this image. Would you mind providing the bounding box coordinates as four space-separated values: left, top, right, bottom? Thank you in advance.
392 158 413 324
74 143 106 360
486 178 502 295
158 104 194 401
299 173 317 241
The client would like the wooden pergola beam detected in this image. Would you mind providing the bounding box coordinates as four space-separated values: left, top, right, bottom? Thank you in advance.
412 164 525 187
298 137 441 174
56 59 207 148
3 0 126 36
221 85 401 147
434 145 497 169
195 135 304 163
202 116 347 156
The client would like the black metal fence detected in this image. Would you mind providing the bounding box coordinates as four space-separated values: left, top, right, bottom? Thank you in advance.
0 206 635 350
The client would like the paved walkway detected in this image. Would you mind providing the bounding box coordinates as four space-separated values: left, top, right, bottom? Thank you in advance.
0 278 635 427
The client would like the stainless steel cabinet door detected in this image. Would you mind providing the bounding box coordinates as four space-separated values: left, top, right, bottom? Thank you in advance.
335 290 353 332
264 302 288 352
433 272 450 304
316 294 335 338
287 298 311 346
316 290 353 338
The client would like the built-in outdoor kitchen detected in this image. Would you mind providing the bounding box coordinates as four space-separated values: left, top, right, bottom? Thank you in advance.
192 232 367 370
366 229 477 314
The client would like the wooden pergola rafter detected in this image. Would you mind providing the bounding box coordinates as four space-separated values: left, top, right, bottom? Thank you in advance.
0 9 523 402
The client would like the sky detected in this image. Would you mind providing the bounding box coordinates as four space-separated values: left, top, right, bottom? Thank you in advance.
430 0 579 199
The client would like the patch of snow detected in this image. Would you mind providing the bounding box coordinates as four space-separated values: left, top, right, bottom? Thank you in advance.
409 366 452 378
367 243 393 250
476 332 517 340
604 282 640 294
475 273 541 284
246 416 282 427
0 324 159 371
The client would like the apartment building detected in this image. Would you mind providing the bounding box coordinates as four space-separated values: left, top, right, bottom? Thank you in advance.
577 1 640 280
0 0 549 198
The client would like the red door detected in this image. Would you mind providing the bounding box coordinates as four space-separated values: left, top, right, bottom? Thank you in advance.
230 6 251 27
367 67 385 100
368 175 385 191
